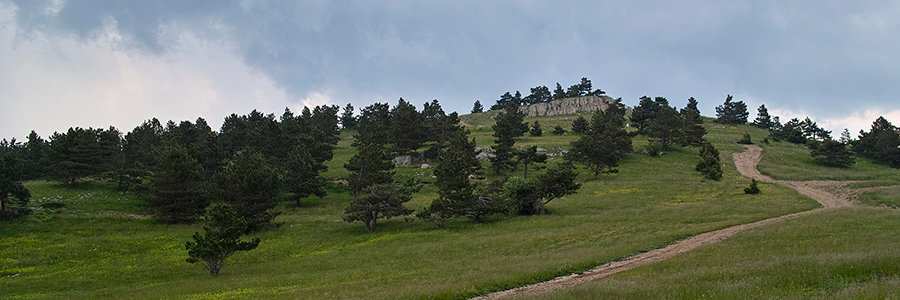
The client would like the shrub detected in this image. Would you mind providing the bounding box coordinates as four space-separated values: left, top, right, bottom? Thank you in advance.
744 179 760 194
737 133 753 145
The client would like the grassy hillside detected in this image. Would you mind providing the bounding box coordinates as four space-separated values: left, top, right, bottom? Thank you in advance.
1 113 824 299
532 208 900 299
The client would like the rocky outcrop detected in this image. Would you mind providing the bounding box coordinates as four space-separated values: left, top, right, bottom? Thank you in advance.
520 95 618 117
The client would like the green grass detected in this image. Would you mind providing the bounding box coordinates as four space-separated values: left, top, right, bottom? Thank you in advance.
859 186 900 208
757 139 900 183
0 116 828 299
532 208 900 299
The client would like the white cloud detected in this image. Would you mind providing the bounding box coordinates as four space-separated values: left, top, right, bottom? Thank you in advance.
0 3 296 140
820 109 900 136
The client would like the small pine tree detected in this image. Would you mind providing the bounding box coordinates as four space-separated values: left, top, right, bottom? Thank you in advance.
472 100 484 113
149 142 208 223
744 179 760 194
344 183 414 233
738 133 753 145
552 125 566 135
390 98 425 154
530 121 543 137
517 146 547 178
647 106 683 149
696 142 723 180
569 103 632 176
419 129 484 227
571 116 588 134
753 104 773 129
680 97 707 146
185 203 260 276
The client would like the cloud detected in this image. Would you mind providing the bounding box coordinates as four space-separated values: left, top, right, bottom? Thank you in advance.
0 2 294 139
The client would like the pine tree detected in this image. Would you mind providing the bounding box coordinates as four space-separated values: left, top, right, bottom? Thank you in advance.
421 99 446 142
696 142 723 180
753 104 773 129
345 142 394 197
630 96 657 134
533 161 581 214
340 103 358 130
390 98 425 154
216 150 280 232
646 106 683 150
48 127 107 185
715 95 749 124
22 130 49 180
472 100 484 113
569 102 632 176
854 116 900 168
149 142 208 223
530 121 543 137
185 203 260 276
811 139 855 167
492 92 515 110
344 183 414 233
310 105 341 147
517 145 547 178
680 97 707 146
121 119 164 188
419 129 483 227
284 145 327 206
744 179 760 194
357 103 392 146
571 116 589 134
490 101 527 173
552 125 566 135
1 139 30 216
424 112 463 160
553 83 566 100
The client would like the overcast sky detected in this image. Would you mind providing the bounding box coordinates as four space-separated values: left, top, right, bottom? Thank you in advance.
2 0 899 140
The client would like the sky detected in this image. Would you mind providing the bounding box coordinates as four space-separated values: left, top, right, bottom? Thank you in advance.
2 0 899 140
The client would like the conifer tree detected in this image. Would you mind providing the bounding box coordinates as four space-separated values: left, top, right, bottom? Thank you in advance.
753 104 773 129
185 203 260 276
149 142 208 223
310 105 341 147
421 99 446 142
530 121 543 137
517 145 547 178
357 103 392 146
216 150 280 232
345 142 394 197
390 98 425 154
680 97 707 146
811 139 855 167
854 116 900 168
715 95 749 124
646 106 683 150
472 100 484 113
569 101 632 176
571 115 589 134
420 129 490 227
22 130 49 180
552 125 566 135
340 103 358 130
533 161 581 214
553 83 566 100
344 132 412 232
490 101 527 173
696 142 723 180
48 127 107 185
284 145 327 206
1 139 30 215
630 96 657 134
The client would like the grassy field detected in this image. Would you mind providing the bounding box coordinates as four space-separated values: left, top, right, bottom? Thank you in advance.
757 138 900 183
531 208 900 299
0 112 838 299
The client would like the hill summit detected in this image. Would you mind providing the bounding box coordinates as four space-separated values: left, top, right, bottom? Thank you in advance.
520 95 621 117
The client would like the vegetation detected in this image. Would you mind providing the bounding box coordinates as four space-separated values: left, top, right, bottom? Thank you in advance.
696 142 723 180
185 203 260 276
810 139 854 168
215 150 281 232
471 100 484 113
552 125 566 136
530 121 543 137
680 97 706 146
148 142 207 223
738 132 753 144
569 101 632 175
744 179 760 194
490 101 528 173
714 95 749 124
1 139 30 216
854 116 900 168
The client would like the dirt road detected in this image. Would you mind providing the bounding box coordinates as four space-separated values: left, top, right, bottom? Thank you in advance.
473 145 856 299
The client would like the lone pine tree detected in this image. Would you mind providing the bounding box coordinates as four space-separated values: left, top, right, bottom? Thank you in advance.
185 203 260 276
216 150 280 232
490 101 527 174
696 142 723 180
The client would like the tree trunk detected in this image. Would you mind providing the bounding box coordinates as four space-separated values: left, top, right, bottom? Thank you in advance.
207 259 225 276
1 197 7 213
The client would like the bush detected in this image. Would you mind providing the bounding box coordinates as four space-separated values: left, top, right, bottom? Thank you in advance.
744 179 760 194
737 133 753 145
645 142 664 157
696 142 723 180
552 125 566 135
504 176 540 215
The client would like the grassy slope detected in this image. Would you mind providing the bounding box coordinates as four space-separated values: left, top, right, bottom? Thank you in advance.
534 121 900 299
1 113 820 299
532 208 900 299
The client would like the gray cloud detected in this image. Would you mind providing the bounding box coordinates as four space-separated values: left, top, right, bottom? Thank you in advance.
3 0 900 138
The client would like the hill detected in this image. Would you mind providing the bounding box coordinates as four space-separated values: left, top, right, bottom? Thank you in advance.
1 111 896 299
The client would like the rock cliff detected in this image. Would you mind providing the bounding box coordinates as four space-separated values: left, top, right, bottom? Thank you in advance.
520 95 619 117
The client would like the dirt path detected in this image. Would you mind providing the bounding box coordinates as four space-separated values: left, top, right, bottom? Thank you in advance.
472 145 857 299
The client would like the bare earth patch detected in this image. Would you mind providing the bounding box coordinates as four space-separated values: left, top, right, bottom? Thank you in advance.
473 144 867 299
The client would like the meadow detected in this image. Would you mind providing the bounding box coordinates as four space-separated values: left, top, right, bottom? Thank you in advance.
0 112 871 299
